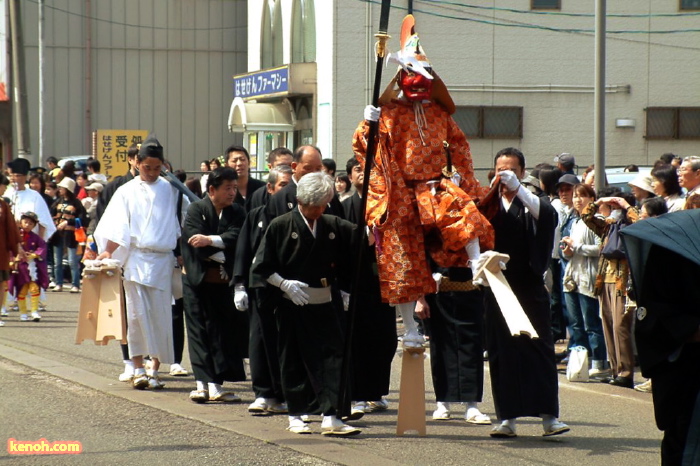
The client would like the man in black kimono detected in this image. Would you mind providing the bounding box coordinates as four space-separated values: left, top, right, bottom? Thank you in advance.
416 261 491 425
621 210 700 465
341 157 397 418
247 147 294 211
233 165 292 415
251 172 359 436
181 167 247 403
268 145 345 219
483 147 569 438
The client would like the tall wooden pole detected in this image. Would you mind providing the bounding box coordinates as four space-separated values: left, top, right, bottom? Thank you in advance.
8 0 31 162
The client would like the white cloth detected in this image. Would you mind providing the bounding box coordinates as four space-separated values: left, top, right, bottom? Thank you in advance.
94 177 181 288
123 280 174 364
5 187 56 240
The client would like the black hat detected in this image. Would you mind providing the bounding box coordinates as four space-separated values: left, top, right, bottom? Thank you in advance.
20 211 39 224
7 158 31 175
555 174 580 189
140 133 164 159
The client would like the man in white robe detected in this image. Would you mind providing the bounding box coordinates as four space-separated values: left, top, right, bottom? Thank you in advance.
5 158 56 241
95 134 184 390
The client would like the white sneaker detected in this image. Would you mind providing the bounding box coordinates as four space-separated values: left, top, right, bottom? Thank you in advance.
0 308 8 317
169 363 188 377
0 320 5 327
20 314 29 322
31 311 41 322
432 402 451 420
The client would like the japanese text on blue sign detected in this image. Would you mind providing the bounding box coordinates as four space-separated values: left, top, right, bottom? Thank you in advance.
234 67 289 99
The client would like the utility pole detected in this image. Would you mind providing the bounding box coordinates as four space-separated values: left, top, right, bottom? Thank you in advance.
594 0 606 194
8 0 32 163
39 0 45 163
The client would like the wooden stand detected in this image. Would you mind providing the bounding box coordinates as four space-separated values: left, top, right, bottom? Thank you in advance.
75 266 126 345
396 346 427 436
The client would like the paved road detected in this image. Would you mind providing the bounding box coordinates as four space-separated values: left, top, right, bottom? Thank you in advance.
0 292 663 465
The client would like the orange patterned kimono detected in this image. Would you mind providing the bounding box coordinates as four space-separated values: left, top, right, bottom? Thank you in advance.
352 100 494 304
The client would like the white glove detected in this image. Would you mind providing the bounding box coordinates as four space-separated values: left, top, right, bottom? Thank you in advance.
280 280 310 306
234 285 248 311
471 250 507 287
341 291 350 311
219 265 229 281
499 170 520 192
364 105 381 122
209 251 225 263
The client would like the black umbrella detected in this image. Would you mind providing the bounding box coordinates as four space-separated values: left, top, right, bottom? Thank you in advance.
620 209 700 295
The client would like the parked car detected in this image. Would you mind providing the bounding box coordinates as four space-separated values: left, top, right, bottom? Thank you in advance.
57 155 91 174
605 166 652 193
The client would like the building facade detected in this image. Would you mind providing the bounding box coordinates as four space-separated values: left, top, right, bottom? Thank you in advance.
237 0 700 176
3 0 247 172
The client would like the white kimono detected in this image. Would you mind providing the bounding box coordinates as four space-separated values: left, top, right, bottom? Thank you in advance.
94 177 185 363
5 186 56 241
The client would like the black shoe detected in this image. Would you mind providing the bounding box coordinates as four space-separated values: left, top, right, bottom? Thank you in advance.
608 376 634 388
599 377 614 384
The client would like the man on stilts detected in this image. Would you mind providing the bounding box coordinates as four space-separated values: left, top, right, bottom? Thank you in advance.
352 14 494 347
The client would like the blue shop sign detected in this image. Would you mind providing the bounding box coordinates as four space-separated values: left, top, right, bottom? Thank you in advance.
234 66 289 99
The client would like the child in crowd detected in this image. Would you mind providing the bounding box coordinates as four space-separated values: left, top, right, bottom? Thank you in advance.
8 212 49 322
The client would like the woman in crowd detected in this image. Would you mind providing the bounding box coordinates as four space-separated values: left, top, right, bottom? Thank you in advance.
650 164 684 212
50 177 86 293
75 173 89 200
334 174 352 202
560 183 607 377
199 160 211 193
581 191 639 389
28 174 54 210
627 174 655 207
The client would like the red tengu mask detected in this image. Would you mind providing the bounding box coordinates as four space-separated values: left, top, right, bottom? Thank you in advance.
399 69 433 102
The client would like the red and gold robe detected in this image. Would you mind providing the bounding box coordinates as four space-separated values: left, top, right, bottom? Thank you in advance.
352 100 494 304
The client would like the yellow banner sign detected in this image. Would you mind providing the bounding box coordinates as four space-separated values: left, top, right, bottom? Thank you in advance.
95 130 148 181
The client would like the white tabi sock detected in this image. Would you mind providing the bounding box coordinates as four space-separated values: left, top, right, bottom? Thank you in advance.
196 381 206 392
208 382 224 396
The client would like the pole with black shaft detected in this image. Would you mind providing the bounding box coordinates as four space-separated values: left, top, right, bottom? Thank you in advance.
337 0 392 419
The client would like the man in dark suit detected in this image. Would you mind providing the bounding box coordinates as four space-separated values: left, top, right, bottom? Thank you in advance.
225 145 266 210
268 145 345 220
181 167 247 403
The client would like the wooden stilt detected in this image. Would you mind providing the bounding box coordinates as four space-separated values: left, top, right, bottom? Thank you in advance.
396 346 427 436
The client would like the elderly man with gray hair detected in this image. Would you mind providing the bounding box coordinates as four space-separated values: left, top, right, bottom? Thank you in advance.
251 172 358 436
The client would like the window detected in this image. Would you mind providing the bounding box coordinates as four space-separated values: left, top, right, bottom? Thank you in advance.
681 0 700 10
291 0 316 63
453 106 523 139
261 0 284 69
532 0 560 9
646 107 700 140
